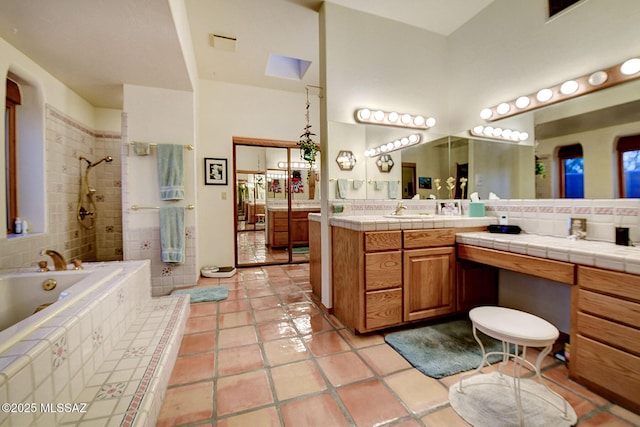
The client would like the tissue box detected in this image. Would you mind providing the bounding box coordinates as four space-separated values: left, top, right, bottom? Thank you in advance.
468 202 485 217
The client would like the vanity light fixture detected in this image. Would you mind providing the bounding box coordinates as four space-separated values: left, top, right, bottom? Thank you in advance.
355 108 436 130
277 161 317 169
480 55 640 121
364 133 422 157
470 125 529 143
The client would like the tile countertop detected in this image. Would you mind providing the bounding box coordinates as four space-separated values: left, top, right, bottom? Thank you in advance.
316 214 495 231
456 231 640 275
267 205 321 212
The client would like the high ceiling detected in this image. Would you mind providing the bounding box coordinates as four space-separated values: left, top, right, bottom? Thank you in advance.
0 0 493 109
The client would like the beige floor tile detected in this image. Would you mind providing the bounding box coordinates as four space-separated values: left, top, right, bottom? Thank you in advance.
168 352 215 386
316 352 374 387
271 360 327 400
216 407 280 427
217 344 264 376
384 369 449 414
337 379 409 426
217 325 257 349
157 381 213 427
281 393 352 427
218 311 253 329
358 344 412 375
303 330 350 357
216 370 273 416
262 337 310 366
421 406 471 426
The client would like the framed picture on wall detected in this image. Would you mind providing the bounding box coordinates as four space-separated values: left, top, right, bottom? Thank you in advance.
437 200 461 216
419 177 432 189
204 158 228 185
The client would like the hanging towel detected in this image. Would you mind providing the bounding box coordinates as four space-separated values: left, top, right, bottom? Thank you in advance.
159 206 185 264
132 142 150 156
336 179 348 199
375 181 384 191
157 144 185 200
388 181 399 199
353 180 363 190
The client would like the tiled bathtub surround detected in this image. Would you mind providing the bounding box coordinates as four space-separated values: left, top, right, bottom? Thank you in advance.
328 198 640 244
0 261 189 427
0 106 123 269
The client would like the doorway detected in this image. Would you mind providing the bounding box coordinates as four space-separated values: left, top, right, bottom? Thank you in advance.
233 138 320 267
402 162 416 199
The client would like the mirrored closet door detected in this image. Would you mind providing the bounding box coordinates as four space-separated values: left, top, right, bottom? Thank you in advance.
233 139 320 267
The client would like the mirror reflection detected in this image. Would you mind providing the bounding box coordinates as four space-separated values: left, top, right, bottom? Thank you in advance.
234 144 320 266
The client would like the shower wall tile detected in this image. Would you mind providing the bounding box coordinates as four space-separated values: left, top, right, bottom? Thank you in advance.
0 106 123 269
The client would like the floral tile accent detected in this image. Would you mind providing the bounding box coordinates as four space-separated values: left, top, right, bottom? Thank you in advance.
97 382 126 399
96 194 105 202
52 336 68 368
114 180 122 187
185 229 192 239
93 326 104 349
141 241 151 250
106 225 114 233
74 230 80 238
162 266 173 277
124 346 146 358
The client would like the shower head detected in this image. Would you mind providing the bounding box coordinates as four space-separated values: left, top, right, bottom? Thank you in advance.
82 156 113 168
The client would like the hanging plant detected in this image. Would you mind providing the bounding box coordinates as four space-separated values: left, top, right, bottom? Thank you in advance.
535 156 546 178
297 87 320 170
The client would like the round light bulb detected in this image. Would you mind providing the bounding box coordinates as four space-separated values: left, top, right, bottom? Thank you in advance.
480 108 493 120
380 145 388 152
502 129 512 139
588 71 608 86
400 137 409 146
388 111 399 122
560 80 579 95
621 58 640 75
409 134 419 143
515 96 530 109
374 110 385 121
473 125 484 134
519 132 529 141
394 140 401 148
492 127 503 137
413 115 425 126
426 117 436 127
401 114 412 124
536 88 553 102
357 109 371 120
510 131 521 141
496 103 510 114
483 126 494 136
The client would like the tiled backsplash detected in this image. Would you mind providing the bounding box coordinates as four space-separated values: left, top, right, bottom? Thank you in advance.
0 106 123 270
328 198 640 244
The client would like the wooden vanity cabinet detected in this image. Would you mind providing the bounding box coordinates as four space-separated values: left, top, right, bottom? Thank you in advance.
268 209 319 248
404 247 455 321
571 266 640 413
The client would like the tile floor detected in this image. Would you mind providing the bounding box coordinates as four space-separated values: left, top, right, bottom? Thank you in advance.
236 230 309 265
157 264 640 426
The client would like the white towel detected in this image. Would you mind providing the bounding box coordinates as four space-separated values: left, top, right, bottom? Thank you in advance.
353 180 363 190
388 181 398 199
336 179 348 199
132 142 150 156
375 181 384 191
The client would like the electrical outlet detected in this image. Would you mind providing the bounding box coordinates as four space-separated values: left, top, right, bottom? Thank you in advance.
499 212 509 225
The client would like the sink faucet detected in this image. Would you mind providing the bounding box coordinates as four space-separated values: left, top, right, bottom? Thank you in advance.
40 249 67 271
394 202 407 215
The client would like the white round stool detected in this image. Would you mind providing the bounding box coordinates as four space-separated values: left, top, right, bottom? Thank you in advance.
456 306 574 426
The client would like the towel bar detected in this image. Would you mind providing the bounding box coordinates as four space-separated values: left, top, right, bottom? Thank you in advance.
130 142 194 151
130 204 195 210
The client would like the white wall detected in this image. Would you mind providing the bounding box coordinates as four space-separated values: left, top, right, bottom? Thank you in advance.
195 80 320 267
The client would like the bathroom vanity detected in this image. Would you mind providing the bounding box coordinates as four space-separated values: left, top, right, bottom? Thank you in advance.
328 216 495 333
267 206 320 248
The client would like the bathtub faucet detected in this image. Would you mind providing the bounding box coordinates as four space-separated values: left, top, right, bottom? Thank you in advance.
40 249 68 271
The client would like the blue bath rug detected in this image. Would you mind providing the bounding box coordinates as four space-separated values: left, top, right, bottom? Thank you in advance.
385 319 510 379
171 286 228 303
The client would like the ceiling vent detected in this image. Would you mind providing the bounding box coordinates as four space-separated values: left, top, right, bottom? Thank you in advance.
208 33 237 52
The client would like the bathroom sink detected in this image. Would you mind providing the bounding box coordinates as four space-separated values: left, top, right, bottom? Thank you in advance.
383 214 433 219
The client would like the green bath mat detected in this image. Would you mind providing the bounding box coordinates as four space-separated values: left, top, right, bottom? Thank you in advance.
171 286 228 303
292 246 309 254
385 319 509 379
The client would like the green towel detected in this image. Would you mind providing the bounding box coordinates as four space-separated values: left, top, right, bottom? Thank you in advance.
157 144 184 200
336 179 348 199
159 206 185 263
171 286 228 302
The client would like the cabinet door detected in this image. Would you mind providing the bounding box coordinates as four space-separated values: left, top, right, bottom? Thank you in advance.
456 260 498 312
404 247 455 321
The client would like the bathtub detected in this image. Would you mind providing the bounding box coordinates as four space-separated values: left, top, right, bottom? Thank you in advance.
0 263 122 355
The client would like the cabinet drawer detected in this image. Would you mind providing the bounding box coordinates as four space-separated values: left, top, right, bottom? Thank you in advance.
273 218 289 231
404 229 455 248
578 289 640 329
577 312 640 355
366 288 402 330
574 335 640 410
365 251 402 291
364 231 401 252
292 210 318 219
578 266 640 302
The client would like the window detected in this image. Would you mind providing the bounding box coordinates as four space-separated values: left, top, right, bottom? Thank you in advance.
617 135 640 198
5 79 21 233
558 144 584 198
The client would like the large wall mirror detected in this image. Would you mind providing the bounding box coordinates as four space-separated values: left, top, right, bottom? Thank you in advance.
327 78 640 201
